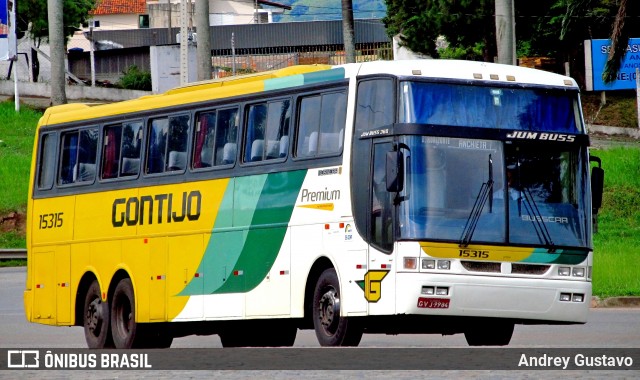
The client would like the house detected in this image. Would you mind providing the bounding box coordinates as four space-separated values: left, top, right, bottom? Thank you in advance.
69 0 291 52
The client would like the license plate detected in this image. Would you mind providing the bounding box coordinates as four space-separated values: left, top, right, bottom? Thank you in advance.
417 297 450 309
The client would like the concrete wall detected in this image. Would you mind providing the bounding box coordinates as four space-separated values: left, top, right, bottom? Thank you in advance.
0 80 151 104
150 44 197 93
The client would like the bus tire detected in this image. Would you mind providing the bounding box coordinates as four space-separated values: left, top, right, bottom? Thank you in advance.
110 278 139 349
312 268 363 347
464 321 514 346
83 280 113 348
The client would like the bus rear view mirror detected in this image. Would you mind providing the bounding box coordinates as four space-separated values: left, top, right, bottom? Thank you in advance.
590 155 604 214
386 150 404 192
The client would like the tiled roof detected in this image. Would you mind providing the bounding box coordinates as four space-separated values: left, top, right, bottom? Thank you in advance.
90 0 147 16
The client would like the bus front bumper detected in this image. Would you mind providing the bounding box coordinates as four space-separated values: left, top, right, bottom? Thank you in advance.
393 272 591 323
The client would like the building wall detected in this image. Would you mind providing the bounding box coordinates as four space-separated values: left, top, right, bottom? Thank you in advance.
148 0 256 28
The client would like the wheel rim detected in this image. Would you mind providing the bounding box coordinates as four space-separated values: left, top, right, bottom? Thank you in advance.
318 287 340 335
114 295 133 338
86 297 103 336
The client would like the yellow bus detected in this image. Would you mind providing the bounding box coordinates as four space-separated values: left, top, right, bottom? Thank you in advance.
25 60 604 348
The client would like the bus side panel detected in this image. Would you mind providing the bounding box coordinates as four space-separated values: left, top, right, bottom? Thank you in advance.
55 245 71 324
245 227 291 317
168 234 204 321
31 250 55 324
122 238 153 322
31 196 75 245
148 236 168 321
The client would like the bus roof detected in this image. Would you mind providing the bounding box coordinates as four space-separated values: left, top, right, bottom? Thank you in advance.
39 59 578 128
351 59 579 89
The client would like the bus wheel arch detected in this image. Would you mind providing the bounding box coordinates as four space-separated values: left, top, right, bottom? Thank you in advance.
303 257 334 330
306 260 364 347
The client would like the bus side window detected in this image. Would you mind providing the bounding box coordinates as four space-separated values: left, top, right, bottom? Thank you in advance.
147 115 189 174
102 125 122 179
37 133 56 190
295 91 346 158
244 100 289 163
193 111 217 168
217 107 238 165
167 115 189 171
120 121 143 176
59 128 98 185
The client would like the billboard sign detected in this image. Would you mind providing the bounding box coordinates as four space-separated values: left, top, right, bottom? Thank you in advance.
0 0 8 60
585 38 640 91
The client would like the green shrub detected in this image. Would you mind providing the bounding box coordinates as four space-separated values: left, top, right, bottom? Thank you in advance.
117 65 152 91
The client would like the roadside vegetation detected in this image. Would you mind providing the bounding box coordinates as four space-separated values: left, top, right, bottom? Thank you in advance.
0 95 639 297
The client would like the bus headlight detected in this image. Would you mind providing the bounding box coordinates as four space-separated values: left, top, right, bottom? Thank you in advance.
558 267 571 276
422 259 436 270
437 260 450 270
572 267 585 277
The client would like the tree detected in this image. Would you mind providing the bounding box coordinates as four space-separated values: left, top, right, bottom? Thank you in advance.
602 0 640 83
18 0 97 82
382 0 496 61
342 0 356 63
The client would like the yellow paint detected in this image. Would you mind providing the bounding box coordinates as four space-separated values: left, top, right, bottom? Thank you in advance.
363 270 389 302
27 178 229 325
419 242 533 262
298 203 335 211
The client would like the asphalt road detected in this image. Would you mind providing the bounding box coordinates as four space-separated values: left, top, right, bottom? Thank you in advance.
1 266 639 349
1 266 639 379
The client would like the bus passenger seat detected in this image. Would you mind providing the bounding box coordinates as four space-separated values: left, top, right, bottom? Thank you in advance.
308 132 318 156
251 139 264 161
279 136 289 157
78 163 96 182
199 147 213 167
168 151 187 171
121 158 140 175
266 140 279 159
222 143 236 165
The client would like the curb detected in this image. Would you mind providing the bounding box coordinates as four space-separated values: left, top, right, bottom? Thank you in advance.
591 296 640 308
588 124 640 139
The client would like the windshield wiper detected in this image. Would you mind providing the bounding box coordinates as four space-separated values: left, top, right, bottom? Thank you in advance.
519 187 555 251
459 155 493 247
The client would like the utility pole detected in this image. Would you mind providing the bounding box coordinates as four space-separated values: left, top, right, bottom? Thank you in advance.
495 0 516 65
341 0 356 63
195 0 211 81
179 0 189 85
48 0 67 105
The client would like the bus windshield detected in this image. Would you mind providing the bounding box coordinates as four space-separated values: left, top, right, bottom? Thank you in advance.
397 136 590 249
400 81 582 133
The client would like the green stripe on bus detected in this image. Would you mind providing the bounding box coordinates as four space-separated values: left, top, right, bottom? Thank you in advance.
179 170 307 296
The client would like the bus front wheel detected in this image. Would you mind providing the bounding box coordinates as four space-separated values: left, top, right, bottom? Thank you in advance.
312 268 363 346
83 280 113 348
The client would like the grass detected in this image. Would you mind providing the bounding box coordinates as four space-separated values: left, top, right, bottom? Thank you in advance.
591 147 640 297
0 101 40 214
0 259 26 268
0 98 638 297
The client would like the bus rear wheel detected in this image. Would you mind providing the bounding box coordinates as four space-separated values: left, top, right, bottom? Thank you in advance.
83 280 113 348
312 268 363 346
110 278 139 349
464 321 514 346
